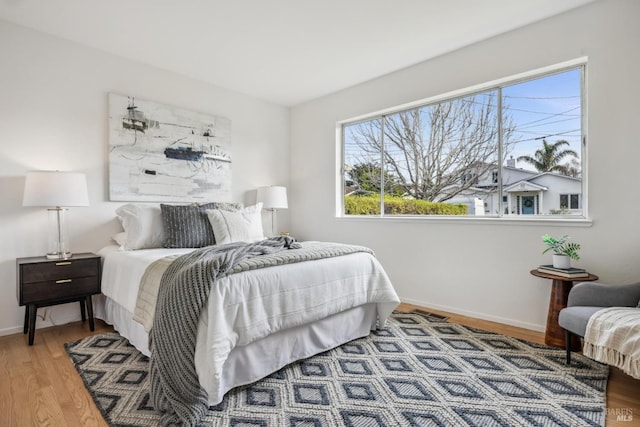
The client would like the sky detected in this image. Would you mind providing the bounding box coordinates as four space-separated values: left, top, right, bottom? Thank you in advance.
503 68 582 170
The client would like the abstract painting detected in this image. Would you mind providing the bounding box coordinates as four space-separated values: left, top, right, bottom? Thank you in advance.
108 93 232 202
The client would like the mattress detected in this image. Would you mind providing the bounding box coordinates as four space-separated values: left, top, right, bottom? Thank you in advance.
95 243 400 404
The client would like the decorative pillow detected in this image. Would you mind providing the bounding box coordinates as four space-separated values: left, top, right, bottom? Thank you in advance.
216 202 244 212
115 203 164 250
161 203 217 248
206 203 264 245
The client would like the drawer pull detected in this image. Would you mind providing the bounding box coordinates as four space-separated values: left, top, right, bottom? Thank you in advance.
55 262 72 266
56 279 73 284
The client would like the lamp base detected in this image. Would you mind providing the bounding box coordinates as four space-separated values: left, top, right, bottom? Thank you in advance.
47 207 72 259
46 251 72 260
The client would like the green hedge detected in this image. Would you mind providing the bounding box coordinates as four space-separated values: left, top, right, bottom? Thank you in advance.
344 195 468 215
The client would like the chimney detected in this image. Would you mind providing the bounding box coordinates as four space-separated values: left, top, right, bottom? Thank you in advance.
506 156 516 168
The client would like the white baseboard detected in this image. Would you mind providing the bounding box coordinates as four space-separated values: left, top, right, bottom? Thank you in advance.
1 299 545 336
0 326 23 337
400 297 545 333
0 308 82 337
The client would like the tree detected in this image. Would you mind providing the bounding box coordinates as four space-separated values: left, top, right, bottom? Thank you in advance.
346 93 514 202
517 139 578 175
565 157 582 178
346 162 402 195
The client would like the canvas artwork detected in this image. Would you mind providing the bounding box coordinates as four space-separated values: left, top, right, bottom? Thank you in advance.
108 93 232 202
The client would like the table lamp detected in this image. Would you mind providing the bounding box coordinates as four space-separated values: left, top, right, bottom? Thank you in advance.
23 171 89 259
256 186 287 237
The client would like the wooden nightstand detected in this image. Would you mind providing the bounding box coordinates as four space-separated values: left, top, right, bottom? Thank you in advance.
17 252 101 345
530 269 599 350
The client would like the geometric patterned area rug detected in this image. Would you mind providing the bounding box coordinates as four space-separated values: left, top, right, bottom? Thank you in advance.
65 312 609 427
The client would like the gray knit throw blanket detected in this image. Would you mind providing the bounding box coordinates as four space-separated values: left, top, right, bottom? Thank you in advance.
149 236 302 426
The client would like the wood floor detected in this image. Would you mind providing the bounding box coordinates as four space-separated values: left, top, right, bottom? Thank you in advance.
0 304 638 426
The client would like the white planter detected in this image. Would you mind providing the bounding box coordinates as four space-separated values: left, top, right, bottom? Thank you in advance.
553 254 571 269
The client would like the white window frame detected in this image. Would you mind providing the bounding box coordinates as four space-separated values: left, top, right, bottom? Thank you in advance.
336 58 590 224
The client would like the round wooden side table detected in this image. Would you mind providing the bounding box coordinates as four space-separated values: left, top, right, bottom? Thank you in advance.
530 269 599 350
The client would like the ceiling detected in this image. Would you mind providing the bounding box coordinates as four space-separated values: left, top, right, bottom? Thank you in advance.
0 0 596 107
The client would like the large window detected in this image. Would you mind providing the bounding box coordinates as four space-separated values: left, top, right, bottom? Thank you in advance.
341 63 585 218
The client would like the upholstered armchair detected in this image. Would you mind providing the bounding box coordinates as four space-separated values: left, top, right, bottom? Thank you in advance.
558 282 640 364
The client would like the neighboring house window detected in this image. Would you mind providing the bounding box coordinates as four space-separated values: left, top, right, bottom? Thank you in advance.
560 193 580 209
462 173 477 185
341 60 586 218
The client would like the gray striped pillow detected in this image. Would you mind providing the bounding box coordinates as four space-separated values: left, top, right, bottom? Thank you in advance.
161 203 217 248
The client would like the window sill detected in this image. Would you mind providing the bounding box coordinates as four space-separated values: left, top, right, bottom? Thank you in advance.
336 215 593 227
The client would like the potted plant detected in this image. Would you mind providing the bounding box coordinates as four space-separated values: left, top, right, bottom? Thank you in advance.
542 234 580 269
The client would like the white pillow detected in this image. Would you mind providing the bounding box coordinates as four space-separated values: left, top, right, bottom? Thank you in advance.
206 203 264 245
112 231 128 247
115 203 165 250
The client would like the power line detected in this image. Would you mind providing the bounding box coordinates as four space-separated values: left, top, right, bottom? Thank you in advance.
515 130 579 137
503 95 580 100
509 129 581 144
503 105 580 116
532 129 581 140
515 117 578 131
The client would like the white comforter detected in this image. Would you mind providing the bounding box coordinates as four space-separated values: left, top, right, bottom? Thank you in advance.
98 243 400 403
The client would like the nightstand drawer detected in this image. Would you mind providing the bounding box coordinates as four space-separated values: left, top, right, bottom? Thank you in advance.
21 258 99 283
21 276 100 305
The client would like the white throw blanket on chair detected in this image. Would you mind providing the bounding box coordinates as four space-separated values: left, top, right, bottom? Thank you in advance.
583 307 640 379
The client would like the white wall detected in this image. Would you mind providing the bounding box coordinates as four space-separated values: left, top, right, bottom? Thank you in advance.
0 20 290 335
290 0 640 331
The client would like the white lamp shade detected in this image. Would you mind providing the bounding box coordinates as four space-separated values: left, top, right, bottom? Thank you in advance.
23 171 89 207
256 186 287 210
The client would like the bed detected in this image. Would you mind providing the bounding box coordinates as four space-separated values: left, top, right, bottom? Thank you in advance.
95 204 399 424
94 241 400 407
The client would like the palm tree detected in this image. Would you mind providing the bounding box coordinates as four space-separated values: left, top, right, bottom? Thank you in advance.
517 139 578 175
